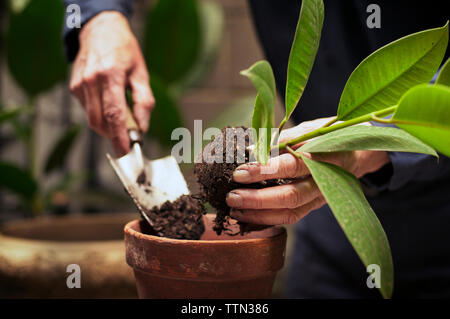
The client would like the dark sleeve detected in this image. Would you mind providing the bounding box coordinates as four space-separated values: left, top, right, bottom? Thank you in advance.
63 0 135 62
361 121 450 193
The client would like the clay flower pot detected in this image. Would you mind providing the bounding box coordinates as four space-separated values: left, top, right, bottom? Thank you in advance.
125 214 287 298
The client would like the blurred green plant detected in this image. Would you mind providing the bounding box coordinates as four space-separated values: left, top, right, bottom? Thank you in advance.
1 0 80 215
143 0 224 148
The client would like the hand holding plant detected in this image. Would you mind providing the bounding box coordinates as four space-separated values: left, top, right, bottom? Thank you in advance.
236 0 450 298
227 119 391 226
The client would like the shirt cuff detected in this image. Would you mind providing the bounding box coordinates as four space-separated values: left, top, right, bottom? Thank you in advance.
63 0 135 62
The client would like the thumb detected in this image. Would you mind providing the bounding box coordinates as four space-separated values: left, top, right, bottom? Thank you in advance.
129 70 155 132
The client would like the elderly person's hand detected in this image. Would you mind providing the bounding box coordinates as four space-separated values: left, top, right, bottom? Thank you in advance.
69 11 154 156
226 117 390 226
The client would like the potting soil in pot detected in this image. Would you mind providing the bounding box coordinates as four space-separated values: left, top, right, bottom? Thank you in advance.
142 195 205 240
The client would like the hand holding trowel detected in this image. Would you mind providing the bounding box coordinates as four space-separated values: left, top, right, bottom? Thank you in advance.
106 106 189 236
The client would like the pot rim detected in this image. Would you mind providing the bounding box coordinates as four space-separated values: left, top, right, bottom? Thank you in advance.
125 219 286 245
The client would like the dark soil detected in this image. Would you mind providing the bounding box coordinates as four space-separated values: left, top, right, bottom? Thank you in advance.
141 195 205 240
194 127 285 235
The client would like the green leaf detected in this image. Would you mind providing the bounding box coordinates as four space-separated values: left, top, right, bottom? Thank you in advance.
337 22 449 120
392 84 450 157
251 95 272 164
9 0 31 14
436 58 450 86
241 61 276 164
143 0 201 85
174 0 224 94
0 107 22 124
146 76 183 148
208 96 254 129
283 0 324 126
10 117 31 142
44 124 81 174
298 125 437 157
300 155 393 298
0 161 38 198
6 0 67 97
50 171 87 193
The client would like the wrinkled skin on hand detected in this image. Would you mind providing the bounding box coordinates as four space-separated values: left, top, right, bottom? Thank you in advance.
226 117 391 226
70 11 154 156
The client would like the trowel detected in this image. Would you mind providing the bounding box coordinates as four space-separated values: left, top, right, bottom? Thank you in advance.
106 107 189 236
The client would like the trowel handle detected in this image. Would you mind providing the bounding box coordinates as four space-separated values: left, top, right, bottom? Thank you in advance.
125 106 143 144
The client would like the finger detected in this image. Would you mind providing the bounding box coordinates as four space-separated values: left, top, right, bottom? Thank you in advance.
101 73 130 156
129 68 155 132
278 117 335 147
226 178 320 209
233 153 309 183
69 57 87 108
230 196 326 225
81 72 109 137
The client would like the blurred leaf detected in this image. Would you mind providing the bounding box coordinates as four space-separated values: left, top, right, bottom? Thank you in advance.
436 58 450 86
174 0 224 94
393 84 450 157
50 171 87 193
283 0 324 127
300 155 393 298
146 76 183 148
9 0 31 14
0 161 37 198
299 125 437 157
241 61 276 164
337 22 448 120
44 171 87 209
208 96 254 129
143 0 201 85
44 124 81 174
0 107 22 124
10 117 30 142
6 0 67 97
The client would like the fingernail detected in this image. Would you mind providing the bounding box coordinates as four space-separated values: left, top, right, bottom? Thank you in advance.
233 169 251 182
226 192 243 208
230 210 243 219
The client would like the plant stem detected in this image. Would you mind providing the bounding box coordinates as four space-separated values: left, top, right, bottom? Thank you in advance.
322 116 338 127
371 115 394 124
278 118 287 131
27 99 39 180
26 97 44 215
276 105 397 150
286 145 301 158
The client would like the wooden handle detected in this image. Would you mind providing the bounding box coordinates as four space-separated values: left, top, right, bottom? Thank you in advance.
125 106 139 131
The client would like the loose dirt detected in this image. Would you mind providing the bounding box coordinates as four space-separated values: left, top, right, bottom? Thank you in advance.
141 195 205 240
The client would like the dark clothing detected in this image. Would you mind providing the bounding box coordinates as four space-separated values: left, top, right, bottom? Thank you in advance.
63 0 134 61
63 0 450 298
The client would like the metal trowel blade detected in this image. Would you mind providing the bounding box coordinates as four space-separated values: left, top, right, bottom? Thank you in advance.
106 143 189 230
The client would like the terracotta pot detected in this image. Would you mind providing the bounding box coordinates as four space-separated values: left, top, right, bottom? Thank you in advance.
125 214 287 298
0 213 137 298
